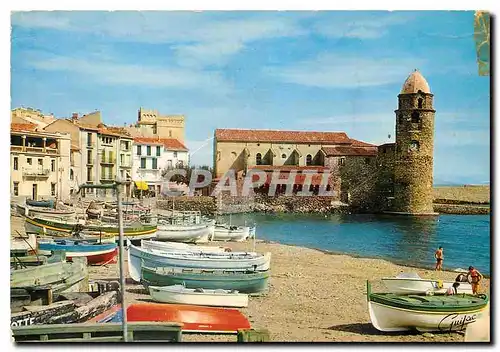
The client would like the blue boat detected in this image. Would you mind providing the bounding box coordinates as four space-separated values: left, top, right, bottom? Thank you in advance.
37 239 117 265
141 266 270 294
26 199 55 208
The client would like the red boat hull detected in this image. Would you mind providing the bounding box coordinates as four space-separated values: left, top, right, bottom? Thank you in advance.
67 248 118 265
88 303 251 333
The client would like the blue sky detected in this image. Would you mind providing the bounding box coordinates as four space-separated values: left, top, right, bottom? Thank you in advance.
11 11 490 184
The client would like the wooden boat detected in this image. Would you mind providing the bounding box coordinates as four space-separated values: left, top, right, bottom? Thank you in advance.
17 204 76 220
149 285 249 308
90 303 251 334
141 265 270 294
381 272 473 295
11 232 37 255
366 281 489 332
141 239 230 253
156 222 212 243
24 216 157 240
212 225 249 242
11 259 88 294
26 199 55 208
128 244 271 282
37 239 118 265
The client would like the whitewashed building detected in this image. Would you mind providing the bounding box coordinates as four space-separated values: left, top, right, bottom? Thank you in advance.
132 137 189 195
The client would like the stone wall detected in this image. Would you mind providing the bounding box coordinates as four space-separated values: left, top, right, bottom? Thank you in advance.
433 204 490 215
156 196 216 215
339 155 378 211
253 195 348 214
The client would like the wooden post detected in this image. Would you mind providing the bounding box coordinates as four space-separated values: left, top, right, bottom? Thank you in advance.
237 328 270 342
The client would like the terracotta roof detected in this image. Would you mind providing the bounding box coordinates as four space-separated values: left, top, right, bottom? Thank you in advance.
70 120 99 131
133 137 188 151
321 146 378 157
98 126 131 138
349 139 377 147
215 129 351 144
11 123 38 132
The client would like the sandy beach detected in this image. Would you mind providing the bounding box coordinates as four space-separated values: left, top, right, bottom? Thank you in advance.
11 215 490 342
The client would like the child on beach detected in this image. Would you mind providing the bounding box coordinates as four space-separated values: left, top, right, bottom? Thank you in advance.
467 266 483 295
434 246 444 271
446 282 460 295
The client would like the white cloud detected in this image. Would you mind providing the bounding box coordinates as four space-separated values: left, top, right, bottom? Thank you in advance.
266 53 426 88
25 51 231 93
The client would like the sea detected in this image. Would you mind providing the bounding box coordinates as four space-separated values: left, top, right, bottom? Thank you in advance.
219 213 491 276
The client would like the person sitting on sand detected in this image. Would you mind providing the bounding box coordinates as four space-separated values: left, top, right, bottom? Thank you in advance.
446 282 460 295
435 246 444 271
467 266 483 295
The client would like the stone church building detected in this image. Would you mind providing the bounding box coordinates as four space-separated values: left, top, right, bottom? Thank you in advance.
213 70 436 215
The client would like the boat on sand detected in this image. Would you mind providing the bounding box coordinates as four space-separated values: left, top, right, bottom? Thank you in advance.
381 272 473 295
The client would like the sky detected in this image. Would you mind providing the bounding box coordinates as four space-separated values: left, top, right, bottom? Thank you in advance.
10 11 490 185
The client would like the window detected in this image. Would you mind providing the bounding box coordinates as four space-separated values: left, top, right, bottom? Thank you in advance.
409 140 420 152
256 153 262 165
152 125 157 134
13 182 19 196
178 160 184 168
418 98 423 109
141 158 146 169
306 154 312 166
13 157 18 170
383 148 386 154
38 159 43 166
87 150 92 164
173 151 178 158
70 169 74 181
365 158 371 164
156 146 161 156
169 130 172 137
147 146 151 156
137 145 142 156
398 114 403 125
27 158 32 165
87 133 92 146
411 112 421 124
87 167 92 182
51 183 56 196
51 159 55 172
281 154 287 159
338 157 346 166
152 158 158 169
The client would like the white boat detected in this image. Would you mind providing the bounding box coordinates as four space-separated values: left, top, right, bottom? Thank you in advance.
381 272 473 295
127 243 271 282
247 226 256 239
156 222 213 243
148 284 249 308
212 225 249 242
11 232 37 254
141 239 229 253
367 281 488 332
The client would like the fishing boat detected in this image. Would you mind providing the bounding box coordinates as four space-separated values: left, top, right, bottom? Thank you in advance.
24 216 157 240
149 285 249 308
381 272 473 295
156 222 212 243
140 239 230 253
89 303 251 334
366 281 488 332
128 244 271 282
26 199 55 208
17 203 76 220
141 265 270 293
37 239 118 265
212 225 249 242
11 259 88 294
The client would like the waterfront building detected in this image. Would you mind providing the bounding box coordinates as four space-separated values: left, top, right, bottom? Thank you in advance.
131 137 189 195
126 108 186 144
11 107 56 129
10 122 71 201
43 112 134 197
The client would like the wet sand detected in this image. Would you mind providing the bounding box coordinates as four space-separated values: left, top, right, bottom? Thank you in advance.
11 215 490 342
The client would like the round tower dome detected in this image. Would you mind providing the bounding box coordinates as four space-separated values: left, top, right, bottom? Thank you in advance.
400 69 431 94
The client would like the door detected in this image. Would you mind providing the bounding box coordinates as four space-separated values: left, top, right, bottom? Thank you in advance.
32 184 38 201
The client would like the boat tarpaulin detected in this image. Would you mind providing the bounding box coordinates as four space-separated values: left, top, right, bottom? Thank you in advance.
134 181 149 191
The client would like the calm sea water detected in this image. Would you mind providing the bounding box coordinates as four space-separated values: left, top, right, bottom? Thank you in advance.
220 213 491 275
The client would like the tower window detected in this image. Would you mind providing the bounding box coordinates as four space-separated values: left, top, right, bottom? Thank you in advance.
409 140 420 152
256 153 262 165
418 98 423 109
281 154 287 159
411 112 421 124
306 154 312 166
398 114 403 125
365 158 371 164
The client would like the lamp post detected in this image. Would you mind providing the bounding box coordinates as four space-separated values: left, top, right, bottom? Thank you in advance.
77 180 129 342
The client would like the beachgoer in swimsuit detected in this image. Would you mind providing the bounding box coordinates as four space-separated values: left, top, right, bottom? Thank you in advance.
435 246 444 271
467 266 483 295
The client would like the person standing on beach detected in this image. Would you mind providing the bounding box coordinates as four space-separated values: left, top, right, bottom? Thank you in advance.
467 266 483 295
434 246 444 271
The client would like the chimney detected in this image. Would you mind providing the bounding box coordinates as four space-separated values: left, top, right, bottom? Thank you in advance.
72 113 78 120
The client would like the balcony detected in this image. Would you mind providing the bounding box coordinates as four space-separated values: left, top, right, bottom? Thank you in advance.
100 175 116 182
23 168 50 178
10 145 59 155
100 156 116 165
120 162 133 168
